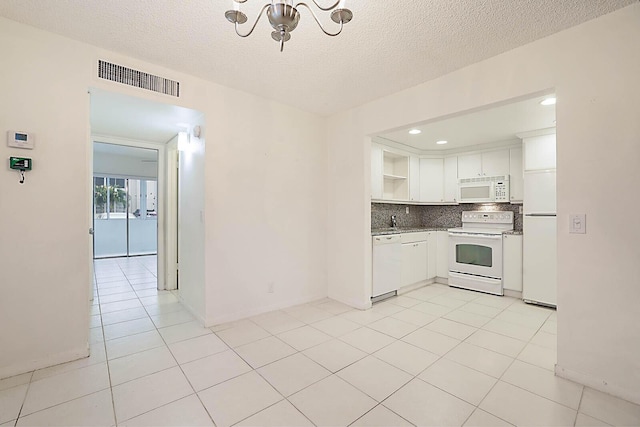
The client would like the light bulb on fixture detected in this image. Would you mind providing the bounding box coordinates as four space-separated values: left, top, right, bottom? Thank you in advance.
225 0 353 52
436 140 448 145
540 97 557 106
409 129 421 135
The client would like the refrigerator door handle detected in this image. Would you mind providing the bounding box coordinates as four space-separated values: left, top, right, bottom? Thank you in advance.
525 213 557 217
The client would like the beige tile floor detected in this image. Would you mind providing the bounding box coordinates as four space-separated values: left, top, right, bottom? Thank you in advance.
1 256 640 426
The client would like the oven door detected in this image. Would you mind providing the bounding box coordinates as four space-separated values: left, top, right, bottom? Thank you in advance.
448 232 503 279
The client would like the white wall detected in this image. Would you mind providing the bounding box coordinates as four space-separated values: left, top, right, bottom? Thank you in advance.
327 4 640 403
93 151 158 179
0 17 327 377
177 131 206 322
203 94 328 324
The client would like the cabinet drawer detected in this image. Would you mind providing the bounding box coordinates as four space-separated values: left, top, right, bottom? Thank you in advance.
401 232 428 244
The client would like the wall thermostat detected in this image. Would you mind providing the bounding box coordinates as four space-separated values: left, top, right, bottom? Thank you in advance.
7 130 35 149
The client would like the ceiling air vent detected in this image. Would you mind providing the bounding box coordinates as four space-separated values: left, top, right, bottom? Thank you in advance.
97 60 180 97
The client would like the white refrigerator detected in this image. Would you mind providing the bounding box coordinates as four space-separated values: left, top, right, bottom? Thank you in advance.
522 170 557 307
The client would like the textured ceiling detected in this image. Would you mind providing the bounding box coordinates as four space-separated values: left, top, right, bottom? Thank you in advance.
0 1 635 115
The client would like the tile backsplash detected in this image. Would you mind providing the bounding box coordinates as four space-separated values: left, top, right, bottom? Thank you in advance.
372 202 523 231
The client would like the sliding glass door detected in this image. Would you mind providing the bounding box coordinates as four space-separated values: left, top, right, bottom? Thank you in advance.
93 176 157 258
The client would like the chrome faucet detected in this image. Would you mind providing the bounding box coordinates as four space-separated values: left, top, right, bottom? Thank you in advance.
391 215 397 228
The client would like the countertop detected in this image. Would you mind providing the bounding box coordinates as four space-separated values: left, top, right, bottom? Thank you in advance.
371 227 448 236
372 227 523 236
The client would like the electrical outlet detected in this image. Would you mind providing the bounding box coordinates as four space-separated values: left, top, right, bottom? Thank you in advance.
405 206 409 214
267 282 275 293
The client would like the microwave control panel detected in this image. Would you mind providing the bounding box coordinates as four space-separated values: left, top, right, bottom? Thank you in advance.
494 181 509 202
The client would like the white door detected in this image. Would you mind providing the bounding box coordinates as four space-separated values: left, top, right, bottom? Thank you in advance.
523 216 557 306
524 170 556 214
419 158 444 202
457 153 482 178
443 156 458 203
481 149 510 177
524 134 556 171
426 232 437 279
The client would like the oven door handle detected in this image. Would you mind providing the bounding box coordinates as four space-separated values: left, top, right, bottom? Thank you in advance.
448 232 503 240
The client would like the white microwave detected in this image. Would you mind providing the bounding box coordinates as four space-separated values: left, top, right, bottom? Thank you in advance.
458 175 510 203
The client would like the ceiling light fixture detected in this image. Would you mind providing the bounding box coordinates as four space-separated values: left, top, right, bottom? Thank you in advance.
436 140 448 145
409 129 422 135
540 97 557 106
225 0 353 52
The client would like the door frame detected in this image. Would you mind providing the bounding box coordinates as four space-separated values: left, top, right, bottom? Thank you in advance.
91 134 168 290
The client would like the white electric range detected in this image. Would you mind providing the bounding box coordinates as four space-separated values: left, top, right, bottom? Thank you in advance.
448 211 514 296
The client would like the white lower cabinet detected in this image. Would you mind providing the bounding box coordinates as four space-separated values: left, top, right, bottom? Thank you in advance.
427 231 437 280
436 230 449 278
503 234 523 292
400 232 437 287
401 240 428 287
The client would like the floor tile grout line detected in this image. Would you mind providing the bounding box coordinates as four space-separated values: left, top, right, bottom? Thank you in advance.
21 267 575 427
103 260 133 427
11 371 34 426
111 258 218 427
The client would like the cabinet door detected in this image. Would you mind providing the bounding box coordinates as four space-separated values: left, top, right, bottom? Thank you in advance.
524 134 556 171
415 241 429 283
509 146 524 203
401 243 414 287
409 156 420 202
457 153 482 178
371 145 384 199
481 149 510 177
436 230 449 278
503 234 523 292
443 156 458 203
427 232 437 279
419 158 444 202
401 241 428 287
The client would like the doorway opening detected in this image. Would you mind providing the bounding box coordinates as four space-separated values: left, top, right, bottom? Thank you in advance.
89 87 203 294
93 144 159 259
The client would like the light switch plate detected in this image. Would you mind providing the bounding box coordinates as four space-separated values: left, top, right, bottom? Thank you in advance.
570 214 586 234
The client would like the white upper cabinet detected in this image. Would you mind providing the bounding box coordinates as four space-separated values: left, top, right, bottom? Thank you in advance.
481 150 510 177
409 156 420 202
457 153 482 179
458 150 510 178
443 156 458 203
524 134 556 171
509 146 524 203
419 158 444 202
371 144 383 199
371 143 520 204
383 151 409 200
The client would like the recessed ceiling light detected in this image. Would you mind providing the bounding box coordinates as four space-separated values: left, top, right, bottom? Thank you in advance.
408 129 422 135
540 97 556 106
436 140 448 145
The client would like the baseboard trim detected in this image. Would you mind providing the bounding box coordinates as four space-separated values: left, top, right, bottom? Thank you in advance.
435 277 449 285
175 292 207 326
328 292 372 311
504 289 523 299
207 293 328 327
0 345 89 380
397 281 433 295
555 364 640 406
